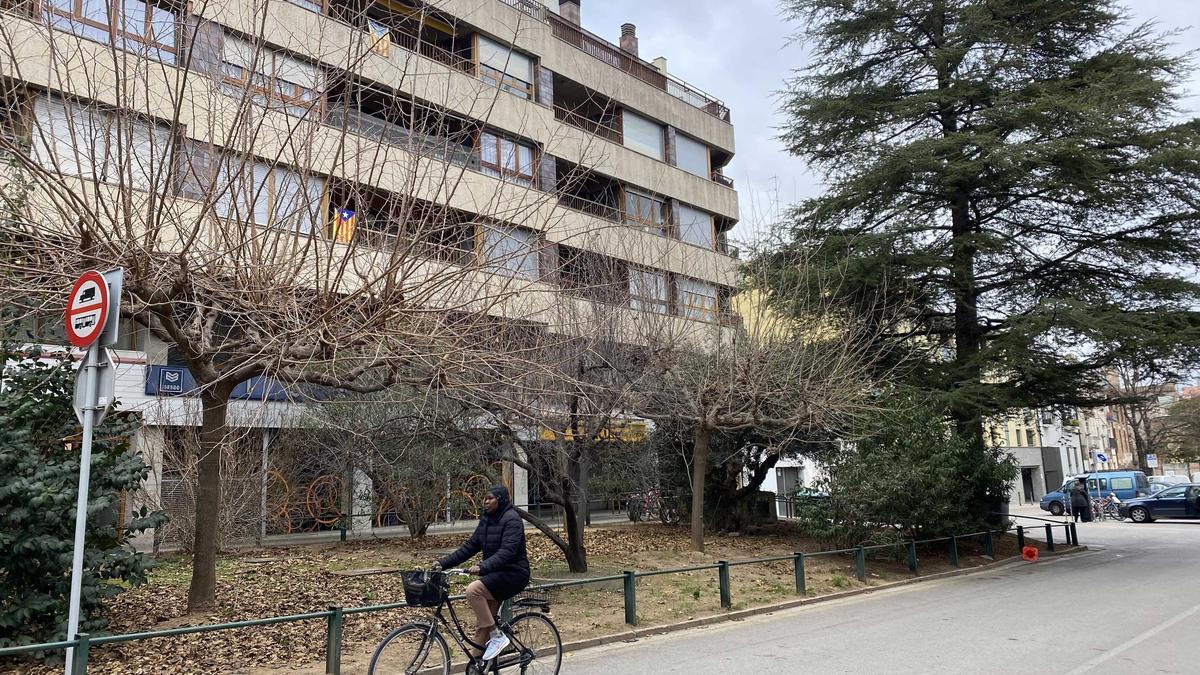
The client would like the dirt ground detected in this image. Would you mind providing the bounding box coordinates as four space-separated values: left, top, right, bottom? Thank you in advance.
3 524 1058 674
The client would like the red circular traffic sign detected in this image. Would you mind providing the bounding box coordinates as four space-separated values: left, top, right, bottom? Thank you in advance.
64 271 109 348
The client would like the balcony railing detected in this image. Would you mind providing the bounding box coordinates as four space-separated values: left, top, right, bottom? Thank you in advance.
711 170 734 188
540 10 730 123
558 193 622 222
498 0 545 20
548 13 666 90
389 29 474 73
553 106 623 144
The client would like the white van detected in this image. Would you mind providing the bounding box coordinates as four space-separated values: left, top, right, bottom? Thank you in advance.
1150 474 1190 487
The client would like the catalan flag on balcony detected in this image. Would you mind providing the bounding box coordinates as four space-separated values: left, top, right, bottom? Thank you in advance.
368 20 390 57
333 208 356 243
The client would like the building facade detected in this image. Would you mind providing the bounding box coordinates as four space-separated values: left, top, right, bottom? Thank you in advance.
1 0 739 544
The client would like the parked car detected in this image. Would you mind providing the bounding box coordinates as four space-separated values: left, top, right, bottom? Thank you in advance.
1120 484 1200 523
1040 471 1151 516
1149 475 1190 487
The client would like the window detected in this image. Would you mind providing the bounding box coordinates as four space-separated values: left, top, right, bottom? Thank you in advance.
32 94 173 191
1158 486 1188 498
190 151 325 233
677 203 714 248
1025 429 1037 447
629 268 668 315
477 35 534 100
482 225 540 279
676 277 718 322
0 92 19 157
479 131 535 187
43 0 179 63
285 0 324 12
1109 477 1134 491
221 35 323 117
623 189 668 236
675 133 710 178
622 110 664 161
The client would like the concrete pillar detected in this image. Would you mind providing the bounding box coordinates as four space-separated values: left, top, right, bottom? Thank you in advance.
538 152 556 192
664 125 678 167
128 426 166 552
352 468 373 532
535 65 554 107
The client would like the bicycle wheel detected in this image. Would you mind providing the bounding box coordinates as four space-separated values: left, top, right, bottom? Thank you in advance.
503 613 562 675
368 622 450 675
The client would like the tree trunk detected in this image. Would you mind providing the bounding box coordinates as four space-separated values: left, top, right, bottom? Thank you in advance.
690 426 710 552
516 506 588 572
187 388 231 612
562 467 587 572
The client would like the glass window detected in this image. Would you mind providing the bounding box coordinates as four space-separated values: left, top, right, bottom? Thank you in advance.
479 131 535 187
676 277 718 322
623 189 667 236
675 133 710 177
477 35 534 100
622 110 664 161
483 225 539 279
32 94 171 190
1158 486 1188 498
205 153 325 233
629 268 668 315
677 204 714 248
1109 477 1134 490
44 0 179 63
221 35 323 117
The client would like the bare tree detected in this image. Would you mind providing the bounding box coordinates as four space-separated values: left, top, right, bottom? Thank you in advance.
632 269 889 552
0 0 614 609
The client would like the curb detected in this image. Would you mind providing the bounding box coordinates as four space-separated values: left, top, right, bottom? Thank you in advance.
557 545 1091 655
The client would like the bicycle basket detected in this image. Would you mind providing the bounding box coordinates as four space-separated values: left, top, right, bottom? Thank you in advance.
402 570 448 607
514 586 559 607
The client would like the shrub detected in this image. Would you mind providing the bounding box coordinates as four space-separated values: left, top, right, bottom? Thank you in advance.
797 393 1016 547
0 347 165 653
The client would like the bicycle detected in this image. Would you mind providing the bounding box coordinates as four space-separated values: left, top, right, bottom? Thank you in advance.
1091 495 1120 521
368 569 562 675
626 489 681 525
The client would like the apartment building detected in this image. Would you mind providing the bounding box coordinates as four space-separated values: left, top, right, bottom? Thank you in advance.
0 0 740 542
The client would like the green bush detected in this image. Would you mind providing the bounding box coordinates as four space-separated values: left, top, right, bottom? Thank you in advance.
797 394 1016 547
0 347 165 653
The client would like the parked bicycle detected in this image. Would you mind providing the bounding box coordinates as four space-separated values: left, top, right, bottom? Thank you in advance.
1092 494 1121 521
626 488 681 525
369 568 561 675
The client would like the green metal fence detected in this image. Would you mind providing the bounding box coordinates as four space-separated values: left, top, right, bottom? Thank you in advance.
0 527 1045 674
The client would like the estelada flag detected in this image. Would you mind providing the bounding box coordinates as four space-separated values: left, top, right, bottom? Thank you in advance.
333 208 356 243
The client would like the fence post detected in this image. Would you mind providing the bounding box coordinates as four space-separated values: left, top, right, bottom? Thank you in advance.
718 561 732 609
1044 524 1055 552
325 606 343 675
622 570 637 626
1017 525 1025 550
793 552 806 595
70 633 90 675
947 537 959 567
1062 523 1071 546
984 531 995 558
906 541 917 574
854 547 866 582
1070 522 1078 546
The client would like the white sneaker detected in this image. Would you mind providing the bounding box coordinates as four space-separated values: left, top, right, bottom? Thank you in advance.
482 628 510 660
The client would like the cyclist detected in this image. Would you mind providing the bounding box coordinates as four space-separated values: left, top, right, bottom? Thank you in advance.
433 485 530 661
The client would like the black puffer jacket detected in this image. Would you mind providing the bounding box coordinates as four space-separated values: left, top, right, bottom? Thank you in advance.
438 485 530 600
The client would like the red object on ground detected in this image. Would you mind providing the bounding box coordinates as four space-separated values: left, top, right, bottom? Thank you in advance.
1021 546 1039 562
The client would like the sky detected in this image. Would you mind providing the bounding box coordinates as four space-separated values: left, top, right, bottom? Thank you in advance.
569 0 1200 242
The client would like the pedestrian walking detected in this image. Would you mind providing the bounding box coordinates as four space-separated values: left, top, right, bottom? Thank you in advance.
1069 477 1092 523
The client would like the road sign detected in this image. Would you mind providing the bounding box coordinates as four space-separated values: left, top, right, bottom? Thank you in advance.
64 271 109 348
99 268 123 347
1097 452 1109 463
74 348 116 426
1147 454 1159 468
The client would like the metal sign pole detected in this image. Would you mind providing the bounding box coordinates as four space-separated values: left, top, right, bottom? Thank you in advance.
64 341 101 673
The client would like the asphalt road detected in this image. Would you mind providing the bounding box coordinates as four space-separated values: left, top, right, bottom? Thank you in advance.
562 518 1200 674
